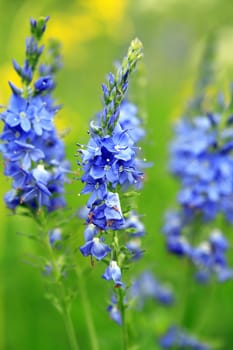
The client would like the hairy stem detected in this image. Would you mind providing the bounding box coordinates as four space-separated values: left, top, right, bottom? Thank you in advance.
39 216 80 350
118 288 128 350
75 266 99 350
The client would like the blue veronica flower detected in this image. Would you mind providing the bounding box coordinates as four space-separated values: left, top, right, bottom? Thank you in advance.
81 177 107 208
119 100 145 143
102 260 123 286
34 76 55 92
87 192 124 230
107 296 122 325
49 228 62 246
126 239 144 261
80 237 111 260
84 224 98 241
4 189 20 210
0 17 69 212
78 40 147 326
163 210 233 283
191 230 233 283
130 271 174 307
78 41 144 243
123 211 146 237
7 140 45 170
160 326 210 350
3 93 32 131
170 113 233 221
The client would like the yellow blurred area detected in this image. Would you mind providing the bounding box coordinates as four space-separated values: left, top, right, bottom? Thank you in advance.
46 0 128 61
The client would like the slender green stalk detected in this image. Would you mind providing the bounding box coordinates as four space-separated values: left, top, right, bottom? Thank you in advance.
38 216 80 350
118 288 128 350
75 266 99 350
62 307 80 350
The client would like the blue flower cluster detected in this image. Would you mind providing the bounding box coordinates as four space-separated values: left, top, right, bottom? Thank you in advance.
170 113 233 221
0 17 69 212
130 271 174 308
79 38 144 264
79 102 145 230
78 40 149 328
163 211 233 282
160 326 210 350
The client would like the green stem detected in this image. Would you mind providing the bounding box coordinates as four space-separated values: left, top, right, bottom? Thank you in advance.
118 288 128 350
62 306 80 350
39 217 80 350
75 266 99 350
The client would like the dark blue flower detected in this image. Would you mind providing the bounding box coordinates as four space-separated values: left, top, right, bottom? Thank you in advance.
49 228 62 245
107 301 122 325
8 140 44 170
126 239 144 260
80 237 111 260
123 211 146 237
84 224 98 241
34 76 54 92
87 192 124 230
130 271 174 307
0 18 69 213
102 260 123 286
160 326 210 350
3 93 31 132
170 114 233 221
119 101 145 143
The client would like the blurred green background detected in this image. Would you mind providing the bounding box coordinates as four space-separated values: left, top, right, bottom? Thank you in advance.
1 0 233 349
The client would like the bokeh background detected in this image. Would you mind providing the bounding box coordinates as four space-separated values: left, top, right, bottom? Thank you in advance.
1 0 233 349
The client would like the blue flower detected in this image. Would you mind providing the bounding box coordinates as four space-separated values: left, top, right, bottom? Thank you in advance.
8 140 44 170
160 326 210 350
119 101 145 143
49 228 62 245
163 210 233 283
123 211 146 237
84 224 98 241
130 271 174 307
102 260 123 286
30 96 54 136
170 114 233 221
81 177 107 208
107 302 122 325
34 76 55 92
102 128 135 162
0 18 69 212
3 93 31 132
126 239 144 260
88 192 124 230
80 237 111 260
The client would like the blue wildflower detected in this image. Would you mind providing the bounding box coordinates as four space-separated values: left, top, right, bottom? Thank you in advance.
126 239 144 261
0 17 69 212
84 224 98 241
163 210 233 283
123 211 146 237
80 237 111 260
107 295 122 325
49 228 62 246
170 113 233 221
3 93 31 132
119 100 145 143
87 192 124 230
130 271 174 307
102 260 123 286
160 326 210 350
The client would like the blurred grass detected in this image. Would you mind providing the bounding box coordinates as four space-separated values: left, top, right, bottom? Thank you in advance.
1 0 233 349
